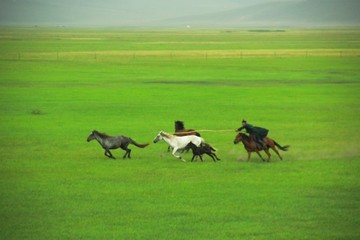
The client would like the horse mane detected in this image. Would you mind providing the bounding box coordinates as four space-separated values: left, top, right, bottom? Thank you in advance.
94 130 110 138
160 131 173 138
240 132 251 142
175 120 185 131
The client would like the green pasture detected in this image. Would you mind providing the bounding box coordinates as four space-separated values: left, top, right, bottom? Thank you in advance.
0 27 359 239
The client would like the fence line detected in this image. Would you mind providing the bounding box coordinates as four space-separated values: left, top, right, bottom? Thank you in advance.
1 49 360 62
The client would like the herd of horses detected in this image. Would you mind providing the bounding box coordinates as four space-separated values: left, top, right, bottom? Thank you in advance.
87 120 289 162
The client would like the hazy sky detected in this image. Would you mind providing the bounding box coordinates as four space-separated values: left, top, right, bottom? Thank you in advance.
0 0 299 25
0 0 358 27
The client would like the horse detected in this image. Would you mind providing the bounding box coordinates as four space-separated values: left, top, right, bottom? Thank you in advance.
187 142 221 162
174 120 201 137
87 130 149 159
233 132 289 162
168 120 201 152
153 131 204 162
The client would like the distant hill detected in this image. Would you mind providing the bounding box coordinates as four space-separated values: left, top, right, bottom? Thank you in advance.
0 0 359 27
0 0 134 26
160 0 360 27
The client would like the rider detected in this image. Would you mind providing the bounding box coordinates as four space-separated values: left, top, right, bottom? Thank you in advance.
236 120 269 149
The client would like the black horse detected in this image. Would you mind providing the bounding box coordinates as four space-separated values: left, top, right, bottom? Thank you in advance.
87 130 149 159
187 142 221 162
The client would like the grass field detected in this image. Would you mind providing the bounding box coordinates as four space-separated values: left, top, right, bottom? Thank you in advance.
0 27 360 239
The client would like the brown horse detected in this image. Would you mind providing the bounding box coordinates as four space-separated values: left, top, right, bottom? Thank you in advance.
174 120 200 137
233 132 289 162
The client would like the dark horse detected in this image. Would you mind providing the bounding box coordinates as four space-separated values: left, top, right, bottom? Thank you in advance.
87 130 149 159
174 120 200 137
187 142 221 162
233 132 289 162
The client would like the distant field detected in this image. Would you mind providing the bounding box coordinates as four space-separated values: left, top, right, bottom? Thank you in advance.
0 27 359 239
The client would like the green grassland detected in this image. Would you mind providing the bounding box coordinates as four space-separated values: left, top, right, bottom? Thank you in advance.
0 27 360 239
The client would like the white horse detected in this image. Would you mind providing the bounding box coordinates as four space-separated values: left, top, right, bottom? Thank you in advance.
153 131 204 162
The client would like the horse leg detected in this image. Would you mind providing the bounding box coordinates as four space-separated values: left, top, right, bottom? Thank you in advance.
122 149 131 159
120 145 131 159
199 154 204 162
247 151 252 161
264 149 271 162
271 146 283 160
213 153 221 161
255 151 265 162
105 149 115 159
206 153 216 162
172 148 185 162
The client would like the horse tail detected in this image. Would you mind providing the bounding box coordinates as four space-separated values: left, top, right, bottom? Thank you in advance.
273 140 290 151
129 138 149 148
203 142 217 152
210 145 217 152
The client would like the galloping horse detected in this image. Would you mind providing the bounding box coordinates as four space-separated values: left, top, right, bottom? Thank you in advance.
167 120 201 152
153 131 204 162
174 120 200 137
187 142 221 162
233 132 289 162
87 130 149 159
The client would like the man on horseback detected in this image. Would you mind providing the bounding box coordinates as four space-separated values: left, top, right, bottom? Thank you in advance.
236 120 269 149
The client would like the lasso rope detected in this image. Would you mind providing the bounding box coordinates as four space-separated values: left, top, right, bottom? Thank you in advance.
197 129 234 133
175 129 234 134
